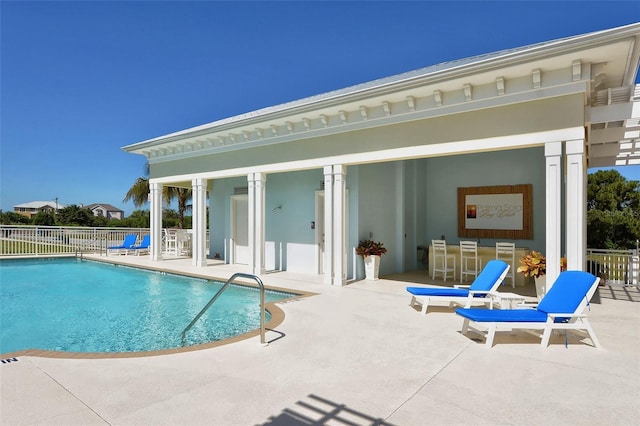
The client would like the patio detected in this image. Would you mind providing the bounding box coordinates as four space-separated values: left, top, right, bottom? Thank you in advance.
1 255 639 425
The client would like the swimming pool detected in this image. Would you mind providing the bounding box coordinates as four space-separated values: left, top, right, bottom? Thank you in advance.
0 258 294 354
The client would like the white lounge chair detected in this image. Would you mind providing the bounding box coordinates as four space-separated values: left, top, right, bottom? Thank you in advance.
126 235 150 256
107 234 137 255
407 259 510 314
456 270 601 348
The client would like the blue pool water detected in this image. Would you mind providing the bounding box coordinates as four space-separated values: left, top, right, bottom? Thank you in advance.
0 258 293 354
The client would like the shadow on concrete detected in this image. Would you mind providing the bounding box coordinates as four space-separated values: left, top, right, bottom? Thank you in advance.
261 394 394 426
409 305 457 315
266 328 286 344
595 284 640 303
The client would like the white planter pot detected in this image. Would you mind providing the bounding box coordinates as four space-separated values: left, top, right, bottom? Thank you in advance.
364 255 381 280
534 275 546 300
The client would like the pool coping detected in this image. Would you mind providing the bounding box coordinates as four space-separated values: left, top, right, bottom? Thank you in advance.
0 256 317 359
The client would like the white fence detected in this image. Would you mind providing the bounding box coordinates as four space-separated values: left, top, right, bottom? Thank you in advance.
0 226 149 256
0 225 210 257
1 225 637 286
586 248 639 287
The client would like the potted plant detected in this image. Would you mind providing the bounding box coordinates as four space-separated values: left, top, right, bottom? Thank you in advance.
517 250 567 299
356 239 387 280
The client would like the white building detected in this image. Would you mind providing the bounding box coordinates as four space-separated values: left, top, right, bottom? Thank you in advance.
13 201 65 218
123 23 640 287
85 203 125 220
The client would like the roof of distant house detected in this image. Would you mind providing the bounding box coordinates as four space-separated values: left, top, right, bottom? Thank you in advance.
85 203 124 212
14 201 66 209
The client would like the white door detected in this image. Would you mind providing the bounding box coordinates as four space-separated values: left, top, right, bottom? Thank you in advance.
315 191 325 274
231 195 249 265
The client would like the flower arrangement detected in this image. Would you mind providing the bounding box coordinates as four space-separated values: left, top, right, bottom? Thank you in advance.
517 250 567 278
355 240 387 257
517 250 546 278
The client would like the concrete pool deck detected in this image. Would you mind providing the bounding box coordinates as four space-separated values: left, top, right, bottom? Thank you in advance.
1 255 639 425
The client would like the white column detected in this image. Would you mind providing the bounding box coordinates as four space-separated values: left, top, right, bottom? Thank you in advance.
565 139 586 271
323 166 334 285
191 178 207 267
149 182 163 261
332 165 347 286
247 173 256 272
247 173 266 276
545 142 562 287
254 173 266 276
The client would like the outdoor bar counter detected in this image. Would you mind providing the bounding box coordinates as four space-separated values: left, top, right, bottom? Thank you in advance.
428 243 530 287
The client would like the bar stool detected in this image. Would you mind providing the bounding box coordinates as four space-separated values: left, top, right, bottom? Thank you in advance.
496 242 516 288
431 240 455 281
164 229 178 256
176 229 191 256
460 240 482 283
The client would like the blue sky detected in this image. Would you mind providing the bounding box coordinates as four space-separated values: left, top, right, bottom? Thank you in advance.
2 1 640 216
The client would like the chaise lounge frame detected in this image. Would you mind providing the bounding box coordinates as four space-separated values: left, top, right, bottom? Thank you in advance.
407 260 509 314
456 271 601 348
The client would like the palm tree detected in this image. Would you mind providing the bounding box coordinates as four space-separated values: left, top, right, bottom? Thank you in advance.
123 177 150 207
123 163 151 208
164 186 192 229
124 164 193 228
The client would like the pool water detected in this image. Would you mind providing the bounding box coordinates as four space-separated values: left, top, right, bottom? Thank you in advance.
0 258 292 354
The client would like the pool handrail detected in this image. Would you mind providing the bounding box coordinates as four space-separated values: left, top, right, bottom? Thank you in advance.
180 272 266 346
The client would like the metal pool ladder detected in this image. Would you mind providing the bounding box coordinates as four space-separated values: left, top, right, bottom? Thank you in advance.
180 272 266 346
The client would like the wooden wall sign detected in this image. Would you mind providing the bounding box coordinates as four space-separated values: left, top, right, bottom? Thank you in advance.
458 184 533 239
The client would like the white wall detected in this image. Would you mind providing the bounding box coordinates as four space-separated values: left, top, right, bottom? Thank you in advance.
424 147 546 252
209 147 547 278
208 176 246 261
208 170 325 272
355 162 401 277
264 170 323 273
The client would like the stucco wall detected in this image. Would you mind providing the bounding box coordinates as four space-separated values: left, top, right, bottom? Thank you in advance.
424 147 546 253
207 147 546 279
264 170 323 272
208 170 325 273
354 162 400 277
208 176 246 260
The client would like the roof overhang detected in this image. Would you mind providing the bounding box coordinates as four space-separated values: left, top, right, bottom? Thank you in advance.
122 23 640 168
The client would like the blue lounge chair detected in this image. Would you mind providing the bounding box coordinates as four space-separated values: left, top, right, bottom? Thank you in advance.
407 259 510 314
456 270 601 348
107 234 138 255
126 235 150 255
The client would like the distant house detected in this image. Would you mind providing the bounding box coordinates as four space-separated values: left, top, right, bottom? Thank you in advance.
85 204 125 220
13 201 65 218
